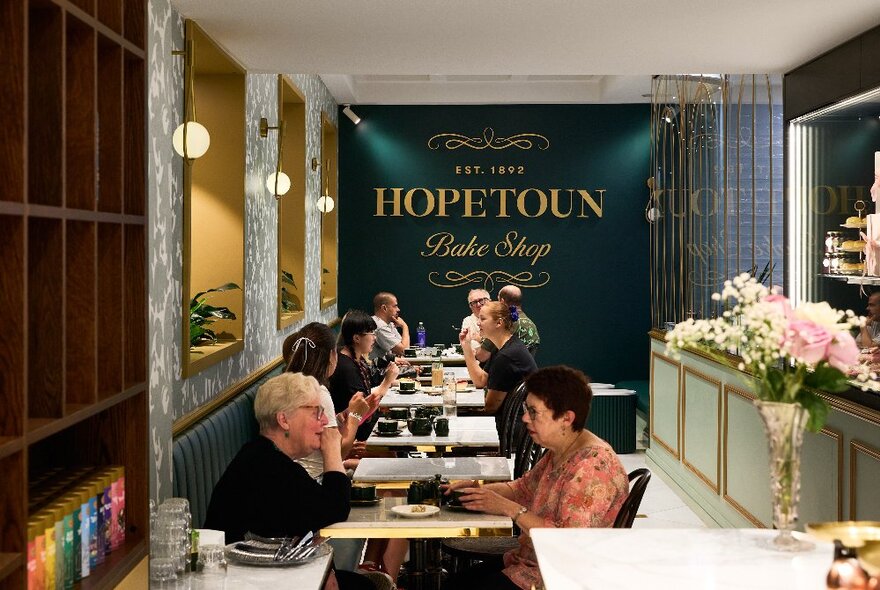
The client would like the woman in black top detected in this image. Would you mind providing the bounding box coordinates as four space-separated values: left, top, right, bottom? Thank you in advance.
460 301 538 430
205 372 371 590
329 310 399 441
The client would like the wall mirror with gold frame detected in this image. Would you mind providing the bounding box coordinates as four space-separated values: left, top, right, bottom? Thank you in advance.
277 75 307 328
320 112 338 310
182 20 246 377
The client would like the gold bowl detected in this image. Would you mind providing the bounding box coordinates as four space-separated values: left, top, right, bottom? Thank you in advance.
806 522 880 576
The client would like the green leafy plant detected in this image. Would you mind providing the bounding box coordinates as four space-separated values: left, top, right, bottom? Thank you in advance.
281 270 302 313
190 282 241 346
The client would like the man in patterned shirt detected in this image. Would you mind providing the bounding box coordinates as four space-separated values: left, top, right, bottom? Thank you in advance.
481 285 540 358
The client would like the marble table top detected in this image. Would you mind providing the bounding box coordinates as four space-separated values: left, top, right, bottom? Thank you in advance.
321 496 512 539
530 528 834 590
366 416 499 449
168 550 332 589
381 389 485 408
591 388 636 397
353 456 512 482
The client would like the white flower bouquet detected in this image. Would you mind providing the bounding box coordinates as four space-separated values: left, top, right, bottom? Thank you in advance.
665 274 880 431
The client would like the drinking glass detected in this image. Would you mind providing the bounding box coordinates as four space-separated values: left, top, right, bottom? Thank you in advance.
150 557 178 582
431 361 444 388
442 372 457 419
197 544 228 575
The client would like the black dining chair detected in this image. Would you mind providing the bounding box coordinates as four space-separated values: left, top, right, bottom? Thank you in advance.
442 467 651 572
613 468 652 528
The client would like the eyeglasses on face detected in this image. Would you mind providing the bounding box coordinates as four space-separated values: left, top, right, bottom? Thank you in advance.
468 297 489 308
522 401 549 421
358 331 376 337
300 404 325 420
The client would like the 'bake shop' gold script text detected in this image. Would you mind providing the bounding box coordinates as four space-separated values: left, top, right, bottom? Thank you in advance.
421 231 551 266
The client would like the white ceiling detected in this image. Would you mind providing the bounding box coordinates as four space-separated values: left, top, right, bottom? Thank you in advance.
170 0 880 104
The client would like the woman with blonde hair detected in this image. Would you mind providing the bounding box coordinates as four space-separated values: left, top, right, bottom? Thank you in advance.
205 372 372 590
460 301 537 431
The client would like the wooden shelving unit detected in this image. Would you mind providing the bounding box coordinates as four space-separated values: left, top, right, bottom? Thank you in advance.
0 0 148 588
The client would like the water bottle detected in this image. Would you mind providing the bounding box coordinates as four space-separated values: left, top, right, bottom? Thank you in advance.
416 322 426 348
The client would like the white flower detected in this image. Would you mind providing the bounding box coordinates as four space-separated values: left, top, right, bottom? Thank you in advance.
793 301 845 330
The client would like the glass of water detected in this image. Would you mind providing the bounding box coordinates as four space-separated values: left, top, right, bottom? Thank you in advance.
442 372 457 419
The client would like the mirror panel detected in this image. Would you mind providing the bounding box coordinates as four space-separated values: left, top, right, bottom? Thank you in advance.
320 112 338 309
182 20 246 377
277 75 306 328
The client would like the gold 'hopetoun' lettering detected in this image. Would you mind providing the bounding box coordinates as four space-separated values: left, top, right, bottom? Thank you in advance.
374 187 605 218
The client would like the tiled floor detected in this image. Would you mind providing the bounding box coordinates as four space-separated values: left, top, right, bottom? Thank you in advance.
618 451 709 529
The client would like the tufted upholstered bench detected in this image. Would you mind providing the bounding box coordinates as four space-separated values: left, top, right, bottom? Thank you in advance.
172 366 283 528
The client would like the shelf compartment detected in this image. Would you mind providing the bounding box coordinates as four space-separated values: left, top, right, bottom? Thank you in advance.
27 217 63 419
123 224 145 388
66 220 96 405
0 216 24 438
0 0 25 203
27 1 63 207
65 14 97 210
123 51 144 216
0 452 25 585
97 223 122 400
68 0 94 17
97 35 122 213
0 553 24 587
122 0 145 49
96 0 121 34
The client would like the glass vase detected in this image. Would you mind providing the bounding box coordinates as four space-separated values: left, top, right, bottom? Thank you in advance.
754 400 814 551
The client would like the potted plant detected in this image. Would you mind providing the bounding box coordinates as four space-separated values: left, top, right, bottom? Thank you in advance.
190 282 241 346
665 274 879 550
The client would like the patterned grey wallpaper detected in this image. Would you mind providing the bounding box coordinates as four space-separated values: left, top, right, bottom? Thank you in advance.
147 0 338 501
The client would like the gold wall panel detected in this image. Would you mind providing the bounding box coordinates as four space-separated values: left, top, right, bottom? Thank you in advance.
723 384 768 527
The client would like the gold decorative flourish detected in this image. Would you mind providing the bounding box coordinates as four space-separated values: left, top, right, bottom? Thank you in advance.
427 270 550 291
428 128 550 151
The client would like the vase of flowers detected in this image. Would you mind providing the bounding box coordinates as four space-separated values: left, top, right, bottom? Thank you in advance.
665 274 879 550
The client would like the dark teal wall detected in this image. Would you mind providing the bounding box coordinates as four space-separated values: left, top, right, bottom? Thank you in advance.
338 104 651 382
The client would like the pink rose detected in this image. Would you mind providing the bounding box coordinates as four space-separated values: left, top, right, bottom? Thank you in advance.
763 294 793 318
827 331 859 372
785 319 832 365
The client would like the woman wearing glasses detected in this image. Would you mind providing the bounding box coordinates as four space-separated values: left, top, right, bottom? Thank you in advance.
442 366 629 590
205 372 373 589
329 310 399 441
461 288 490 353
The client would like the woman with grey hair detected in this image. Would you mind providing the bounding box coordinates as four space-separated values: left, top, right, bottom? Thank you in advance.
206 372 373 590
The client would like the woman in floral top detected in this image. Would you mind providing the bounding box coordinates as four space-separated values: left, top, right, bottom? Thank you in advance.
442 366 629 590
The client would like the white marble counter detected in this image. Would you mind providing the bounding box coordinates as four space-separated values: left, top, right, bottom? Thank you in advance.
531 528 834 590
353 456 512 482
381 389 485 408
591 388 636 397
366 416 499 449
321 497 511 539
157 551 332 590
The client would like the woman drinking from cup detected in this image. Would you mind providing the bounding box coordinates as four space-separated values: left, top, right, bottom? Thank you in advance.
329 310 399 441
459 301 537 432
283 322 370 478
205 372 372 590
442 366 630 590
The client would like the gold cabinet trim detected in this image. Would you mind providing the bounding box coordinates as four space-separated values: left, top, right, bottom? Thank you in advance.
722 383 764 528
650 350 681 459
681 366 721 494
849 439 880 520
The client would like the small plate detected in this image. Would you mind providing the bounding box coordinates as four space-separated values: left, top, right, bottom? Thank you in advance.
391 504 440 518
225 540 331 567
350 498 382 506
375 429 403 437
